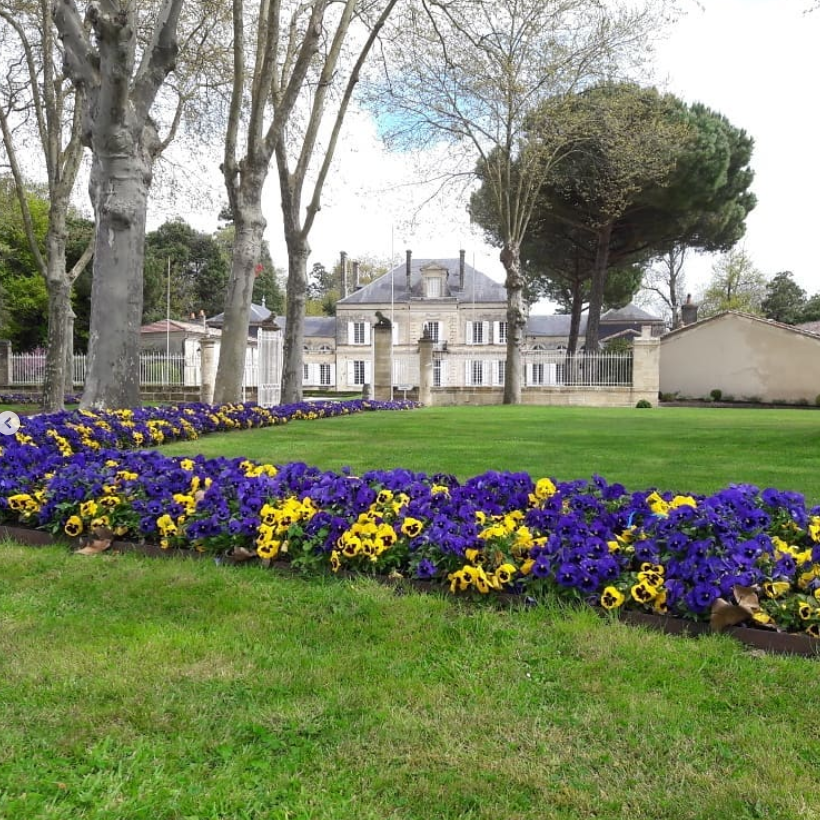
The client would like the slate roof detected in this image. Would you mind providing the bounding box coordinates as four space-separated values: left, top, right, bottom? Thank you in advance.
141 319 220 336
525 315 585 336
207 303 272 327
600 303 661 323
338 258 507 305
274 315 337 337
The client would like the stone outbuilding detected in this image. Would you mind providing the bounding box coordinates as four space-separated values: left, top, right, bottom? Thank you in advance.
660 311 820 403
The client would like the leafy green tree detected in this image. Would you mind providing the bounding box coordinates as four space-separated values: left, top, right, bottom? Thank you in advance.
761 271 806 325
800 292 820 323
143 221 231 323
699 249 767 318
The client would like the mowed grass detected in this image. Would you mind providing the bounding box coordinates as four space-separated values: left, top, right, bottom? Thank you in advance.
2 544 819 820
160 405 820 503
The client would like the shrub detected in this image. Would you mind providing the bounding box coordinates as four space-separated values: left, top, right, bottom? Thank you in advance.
815 394 820 407
636 399 652 409
710 388 722 401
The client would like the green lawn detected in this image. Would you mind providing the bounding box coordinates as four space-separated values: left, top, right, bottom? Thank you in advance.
160 405 820 503
1 544 818 820
4 404 820 819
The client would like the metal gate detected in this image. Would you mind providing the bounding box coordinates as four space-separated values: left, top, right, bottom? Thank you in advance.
257 327 283 406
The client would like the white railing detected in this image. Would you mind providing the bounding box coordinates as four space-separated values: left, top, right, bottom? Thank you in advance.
523 350 633 387
12 351 194 387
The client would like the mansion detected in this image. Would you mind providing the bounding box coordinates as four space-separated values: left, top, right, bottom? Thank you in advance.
146 251 663 395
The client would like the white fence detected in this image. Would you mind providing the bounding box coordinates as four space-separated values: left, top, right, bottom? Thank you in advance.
10 351 259 389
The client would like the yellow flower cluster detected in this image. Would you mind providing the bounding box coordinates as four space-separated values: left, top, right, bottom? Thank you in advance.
646 491 697 517
600 562 667 613
329 489 411 570
256 496 318 560
240 461 278 478
46 429 74 457
8 492 43 521
527 477 557 507
448 559 518 594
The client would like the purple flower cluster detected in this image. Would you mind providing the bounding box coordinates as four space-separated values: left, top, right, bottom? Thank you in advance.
2 397 820 637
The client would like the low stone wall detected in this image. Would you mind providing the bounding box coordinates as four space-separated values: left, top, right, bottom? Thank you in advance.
429 386 656 408
0 384 259 405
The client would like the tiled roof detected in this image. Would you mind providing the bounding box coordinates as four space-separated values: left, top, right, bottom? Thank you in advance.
207 303 272 326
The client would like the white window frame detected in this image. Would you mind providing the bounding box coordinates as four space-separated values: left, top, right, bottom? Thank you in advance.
424 321 441 342
494 321 508 345
466 320 489 345
319 363 332 386
348 321 371 346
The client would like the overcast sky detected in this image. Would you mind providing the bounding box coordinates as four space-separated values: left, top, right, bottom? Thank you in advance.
177 1 820 308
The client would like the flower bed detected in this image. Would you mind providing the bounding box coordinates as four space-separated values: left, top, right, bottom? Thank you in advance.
2 399 820 644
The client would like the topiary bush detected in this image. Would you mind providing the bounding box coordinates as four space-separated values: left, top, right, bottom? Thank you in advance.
636 399 652 409
710 388 723 402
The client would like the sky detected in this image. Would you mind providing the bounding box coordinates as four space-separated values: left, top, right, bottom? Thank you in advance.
174 0 820 311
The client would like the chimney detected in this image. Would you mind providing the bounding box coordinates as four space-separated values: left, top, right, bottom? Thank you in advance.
340 251 348 299
680 293 699 326
459 249 466 290
406 249 412 295
352 260 361 290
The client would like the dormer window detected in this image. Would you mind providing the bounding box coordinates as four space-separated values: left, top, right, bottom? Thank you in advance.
420 263 448 299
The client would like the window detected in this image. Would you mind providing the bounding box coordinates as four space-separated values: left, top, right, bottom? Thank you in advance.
471 360 484 386
496 360 506 386
424 321 441 342
467 321 488 345
302 363 310 383
433 358 442 387
348 321 371 345
425 277 442 298
531 363 545 386
353 322 366 345
319 363 332 386
494 321 508 345
353 360 366 386
318 344 332 354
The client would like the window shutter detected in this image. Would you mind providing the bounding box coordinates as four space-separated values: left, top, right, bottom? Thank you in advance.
364 361 372 384
363 322 371 345
482 322 490 345
465 321 474 345
347 360 354 385
464 360 472 385
439 360 448 386
330 364 336 387
347 322 355 345
493 321 502 345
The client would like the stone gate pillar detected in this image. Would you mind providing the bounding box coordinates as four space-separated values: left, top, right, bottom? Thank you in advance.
632 325 660 405
373 313 392 401
418 329 434 406
200 337 217 405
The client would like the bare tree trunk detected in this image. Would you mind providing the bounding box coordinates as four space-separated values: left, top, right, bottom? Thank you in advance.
212 205 266 405
584 220 613 353
567 279 583 357
281 236 310 405
80 149 152 410
500 242 524 405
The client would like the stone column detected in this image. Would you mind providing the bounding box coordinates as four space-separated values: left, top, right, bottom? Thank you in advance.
418 331 434 406
0 340 12 387
373 321 392 401
200 337 217 405
632 325 660 404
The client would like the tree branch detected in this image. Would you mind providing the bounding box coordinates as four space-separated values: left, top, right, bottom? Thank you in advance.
133 0 184 120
